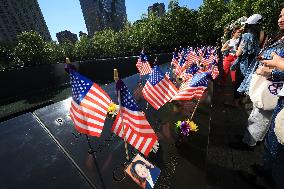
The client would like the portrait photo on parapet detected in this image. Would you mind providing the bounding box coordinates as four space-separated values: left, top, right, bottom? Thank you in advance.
125 154 161 189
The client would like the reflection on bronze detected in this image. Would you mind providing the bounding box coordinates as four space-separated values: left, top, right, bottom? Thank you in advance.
55 117 64 125
156 144 179 189
113 164 126 182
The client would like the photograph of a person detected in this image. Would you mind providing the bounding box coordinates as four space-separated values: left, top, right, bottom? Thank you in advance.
125 154 161 189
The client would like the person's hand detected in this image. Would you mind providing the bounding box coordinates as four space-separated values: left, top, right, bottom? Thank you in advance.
261 52 284 70
256 66 272 78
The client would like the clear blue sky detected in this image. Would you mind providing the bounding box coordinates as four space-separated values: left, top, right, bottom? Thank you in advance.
38 0 203 41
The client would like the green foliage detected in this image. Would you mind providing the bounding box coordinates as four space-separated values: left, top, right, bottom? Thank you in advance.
1 0 283 69
168 0 179 12
60 40 75 61
197 0 228 44
93 29 120 58
74 35 95 60
0 42 15 69
45 41 65 63
13 31 48 66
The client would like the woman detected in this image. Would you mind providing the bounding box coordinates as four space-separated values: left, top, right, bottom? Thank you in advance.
220 26 242 86
232 14 263 95
229 14 274 148
130 160 160 189
257 5 284 187
221 27 242 106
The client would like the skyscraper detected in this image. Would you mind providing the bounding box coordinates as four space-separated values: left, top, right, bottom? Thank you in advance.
56 30 78 44
0 0 51 42
148 3 165 17
79 0 127 36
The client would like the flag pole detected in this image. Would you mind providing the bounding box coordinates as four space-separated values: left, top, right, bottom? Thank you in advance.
114 69 130 161
190 98 201 121
139 48 144 82
66 57 106 189
66 57 71 64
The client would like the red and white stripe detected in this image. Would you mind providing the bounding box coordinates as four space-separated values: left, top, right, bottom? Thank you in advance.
172 81 206 101
142 77 178 110
181 72 193 83
211 66 219 80
175 62 190 77
201 54 215 67
111 107 158 157
70 83 111 137
187 51 199 64
136 59 152 75
174 64 182 77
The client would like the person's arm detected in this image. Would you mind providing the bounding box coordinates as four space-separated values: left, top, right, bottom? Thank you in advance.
261 52 284 70
259 31 268 48
256 66 284 81
230 42 244 70
235 45 243 57
221 40 229 52
255 66 273 78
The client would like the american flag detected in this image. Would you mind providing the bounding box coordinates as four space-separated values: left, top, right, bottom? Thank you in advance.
111 80 158 157
174 55 187 77
181 63 200 82
211 65 219 79
186 49 199 64
136 53 152 75
142 66 178 110
201 54 216 67
172 72 210 101
205 56 219 79
69 70 111 137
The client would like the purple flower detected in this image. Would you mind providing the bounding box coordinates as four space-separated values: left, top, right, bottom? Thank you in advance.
180 121 190 136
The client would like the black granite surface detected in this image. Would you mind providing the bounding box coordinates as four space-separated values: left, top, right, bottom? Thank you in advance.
0 63 212 189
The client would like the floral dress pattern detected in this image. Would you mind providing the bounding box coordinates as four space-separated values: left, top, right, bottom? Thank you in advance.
263 39 284 159
242 39 284 147
233 33 260 94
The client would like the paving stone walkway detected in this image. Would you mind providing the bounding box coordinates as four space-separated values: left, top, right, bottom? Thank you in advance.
206 81 274 189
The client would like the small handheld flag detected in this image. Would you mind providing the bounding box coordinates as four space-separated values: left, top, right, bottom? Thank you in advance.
136 52 152 75
172 72 210 101
69 70 111 137
142 65 178 110
111 80 158 157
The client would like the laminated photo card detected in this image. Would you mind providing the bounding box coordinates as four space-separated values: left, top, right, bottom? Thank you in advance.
125 154 161 189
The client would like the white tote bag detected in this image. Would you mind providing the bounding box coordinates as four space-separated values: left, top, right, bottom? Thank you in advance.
249 73 283 110
275 108 284 145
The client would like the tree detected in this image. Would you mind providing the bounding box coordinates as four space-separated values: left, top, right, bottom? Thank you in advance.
197 0 228 44
13 31 48 66
92 29 120 58
60 40 75 61
219 0 282 39
0 42 15 69
45 41 65 63
74 35 96 60
168 0 179 12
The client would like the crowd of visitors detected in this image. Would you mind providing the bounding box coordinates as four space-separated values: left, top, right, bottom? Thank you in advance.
218 3 284 188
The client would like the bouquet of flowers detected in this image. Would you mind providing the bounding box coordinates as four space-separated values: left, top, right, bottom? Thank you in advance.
175 119 198 136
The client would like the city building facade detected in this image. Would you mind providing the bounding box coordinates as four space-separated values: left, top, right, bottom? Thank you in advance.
0 0 51 42
56 30 78 44
79 0 127 36
148 3 165 17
